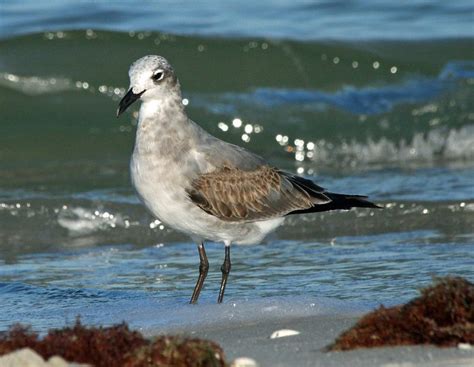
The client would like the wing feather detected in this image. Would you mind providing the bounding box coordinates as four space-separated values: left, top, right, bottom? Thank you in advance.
187 166 330 222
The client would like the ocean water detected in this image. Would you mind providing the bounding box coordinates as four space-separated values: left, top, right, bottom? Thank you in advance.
0 1 473 332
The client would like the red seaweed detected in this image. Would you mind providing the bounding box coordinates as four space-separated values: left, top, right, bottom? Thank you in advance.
329 277 474 351
0 318 227 367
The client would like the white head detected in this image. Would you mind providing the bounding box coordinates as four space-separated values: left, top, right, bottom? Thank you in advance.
117 55 181 116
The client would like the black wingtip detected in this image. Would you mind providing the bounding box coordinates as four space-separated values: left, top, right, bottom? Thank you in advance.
287 192 381 215
334 194 381 210
346 195 383 209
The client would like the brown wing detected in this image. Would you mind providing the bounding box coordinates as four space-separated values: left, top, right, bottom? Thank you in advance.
187 165 331 222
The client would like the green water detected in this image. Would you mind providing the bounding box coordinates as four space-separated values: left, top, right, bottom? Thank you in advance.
1 32 473 182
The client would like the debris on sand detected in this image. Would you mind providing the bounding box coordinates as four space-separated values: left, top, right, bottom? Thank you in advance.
0 319 227 367
329 277 474 351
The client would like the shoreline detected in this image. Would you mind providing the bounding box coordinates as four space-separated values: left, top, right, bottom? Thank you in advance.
150 313 474 367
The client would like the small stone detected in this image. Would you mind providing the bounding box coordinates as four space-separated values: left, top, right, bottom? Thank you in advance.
0 349 89 367
47 357 69 367
458 343 472 350
231 357 259 367
270 329 300 339
0 348 47 367
48 356 88 367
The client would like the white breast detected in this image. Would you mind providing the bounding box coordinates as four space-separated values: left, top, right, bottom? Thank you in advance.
131 153 285 245
130 153 189 230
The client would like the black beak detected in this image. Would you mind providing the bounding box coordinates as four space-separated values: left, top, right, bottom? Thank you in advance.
116 89 145 117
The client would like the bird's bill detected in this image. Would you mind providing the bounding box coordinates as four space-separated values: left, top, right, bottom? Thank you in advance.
116 88 145 117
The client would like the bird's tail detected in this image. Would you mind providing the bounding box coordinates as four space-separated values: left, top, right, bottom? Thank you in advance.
288 192 381 215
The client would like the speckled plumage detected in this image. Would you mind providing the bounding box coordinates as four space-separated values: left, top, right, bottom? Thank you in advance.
126 56 284 245
187 165 330 222
119 55 379 303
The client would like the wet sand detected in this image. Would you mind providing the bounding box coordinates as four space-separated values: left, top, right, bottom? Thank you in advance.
150 313 474 367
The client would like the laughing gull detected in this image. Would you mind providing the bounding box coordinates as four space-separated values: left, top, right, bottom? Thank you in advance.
117 55 379 304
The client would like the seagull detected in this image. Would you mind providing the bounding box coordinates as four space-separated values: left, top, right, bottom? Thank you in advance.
117 55 379 304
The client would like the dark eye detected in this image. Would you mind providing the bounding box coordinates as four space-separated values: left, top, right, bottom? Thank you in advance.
152 70 164 82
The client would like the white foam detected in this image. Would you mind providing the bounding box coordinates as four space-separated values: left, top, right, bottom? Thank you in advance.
304 125 474 167
0 72 74 95
57 207 125 236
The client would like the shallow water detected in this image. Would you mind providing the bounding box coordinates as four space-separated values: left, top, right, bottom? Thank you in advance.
0 2 473 333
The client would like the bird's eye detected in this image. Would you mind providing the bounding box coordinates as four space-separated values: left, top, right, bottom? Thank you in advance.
152 70 164 82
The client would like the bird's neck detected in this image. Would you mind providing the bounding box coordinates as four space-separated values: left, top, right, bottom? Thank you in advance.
137 89 188 129
134 95 198 159
139 92 184 120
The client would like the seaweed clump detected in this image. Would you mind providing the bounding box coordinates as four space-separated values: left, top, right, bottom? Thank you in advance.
0 319 226 367
329 277 474 351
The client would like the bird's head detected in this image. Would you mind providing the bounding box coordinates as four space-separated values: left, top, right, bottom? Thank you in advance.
117 55 179 117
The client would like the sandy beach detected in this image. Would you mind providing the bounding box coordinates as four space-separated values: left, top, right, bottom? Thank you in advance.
152 313 474 367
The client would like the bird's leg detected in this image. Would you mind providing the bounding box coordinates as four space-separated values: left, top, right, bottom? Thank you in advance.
190 242 209 304
217 242 231 304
